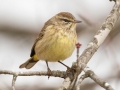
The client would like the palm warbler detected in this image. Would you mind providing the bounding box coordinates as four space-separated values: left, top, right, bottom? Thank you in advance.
19 12 81 73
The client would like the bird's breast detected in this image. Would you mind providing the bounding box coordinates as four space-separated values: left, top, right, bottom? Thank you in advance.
35 29 77 62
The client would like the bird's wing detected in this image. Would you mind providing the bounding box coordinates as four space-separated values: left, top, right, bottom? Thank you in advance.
30 21 50 57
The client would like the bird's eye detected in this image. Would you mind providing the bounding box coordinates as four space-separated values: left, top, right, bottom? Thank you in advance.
62 19 70 22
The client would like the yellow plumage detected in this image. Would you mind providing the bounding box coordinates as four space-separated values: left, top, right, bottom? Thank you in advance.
33 54 38 61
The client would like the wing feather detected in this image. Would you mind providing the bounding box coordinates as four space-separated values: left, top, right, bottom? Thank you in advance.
30 20 52 57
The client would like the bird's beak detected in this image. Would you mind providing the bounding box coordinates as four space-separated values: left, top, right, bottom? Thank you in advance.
74 20 82 23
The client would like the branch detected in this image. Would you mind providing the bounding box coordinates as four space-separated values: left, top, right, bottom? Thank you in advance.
63 0 120 89
12 75 17 90
76 73 89 90
76 63 114 90
0 70 67 90
78 0 120 73
0 70 66 78
58 63 78 90
58 77 72 90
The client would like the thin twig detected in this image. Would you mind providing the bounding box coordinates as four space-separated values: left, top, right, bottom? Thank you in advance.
12 75 17 90
68 43 82 90
76 42 82 62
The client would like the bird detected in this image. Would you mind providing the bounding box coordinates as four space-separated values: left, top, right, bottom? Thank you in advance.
19 12 81 75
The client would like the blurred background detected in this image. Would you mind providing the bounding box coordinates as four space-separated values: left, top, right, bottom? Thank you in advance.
0 0 120 90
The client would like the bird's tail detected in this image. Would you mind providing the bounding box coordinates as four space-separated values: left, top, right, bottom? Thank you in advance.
19 55 38 69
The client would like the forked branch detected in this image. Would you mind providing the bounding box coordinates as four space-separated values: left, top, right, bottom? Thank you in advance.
60 0 120 89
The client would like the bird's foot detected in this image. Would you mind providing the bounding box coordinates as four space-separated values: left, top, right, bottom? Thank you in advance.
47 67 52 79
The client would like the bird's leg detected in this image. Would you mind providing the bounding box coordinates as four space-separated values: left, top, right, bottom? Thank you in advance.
45 61 52 79
58 61 71 71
